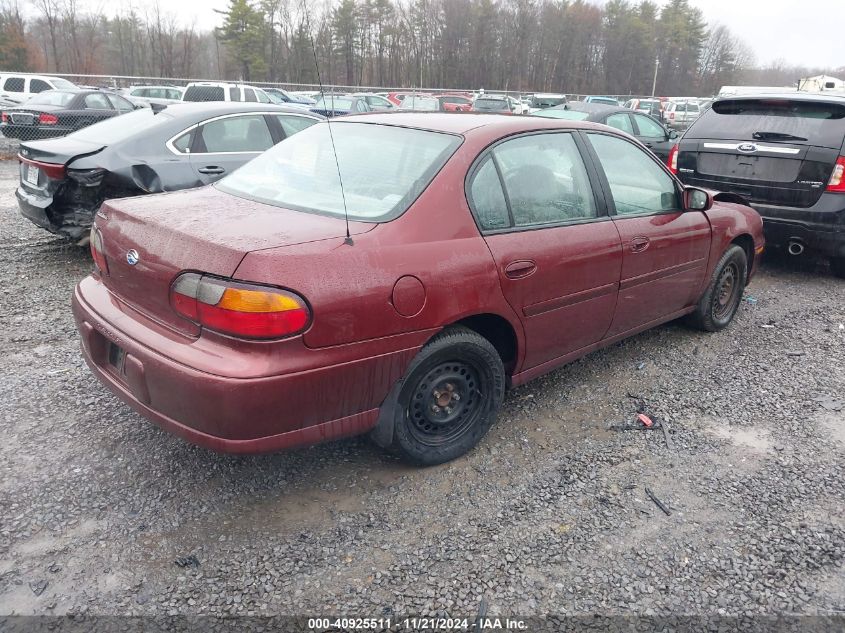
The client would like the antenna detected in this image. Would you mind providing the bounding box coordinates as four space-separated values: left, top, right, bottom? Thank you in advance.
300 0 353 245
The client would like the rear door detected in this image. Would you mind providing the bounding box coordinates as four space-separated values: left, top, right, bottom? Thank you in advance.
467 132 622 369
677 97 845 208
188 113 275 184
585 132 711 337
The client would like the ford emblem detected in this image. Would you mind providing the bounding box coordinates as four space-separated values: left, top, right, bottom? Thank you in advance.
126 249 140 266
737 143 758 153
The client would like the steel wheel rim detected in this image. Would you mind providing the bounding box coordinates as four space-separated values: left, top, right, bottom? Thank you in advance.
713 262 740 320
407 361 482 447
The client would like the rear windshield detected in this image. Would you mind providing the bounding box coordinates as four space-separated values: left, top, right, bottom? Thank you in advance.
590 97 618 105
217 122 461 222
688 98 845 147
533 109 590 121
183 86 225 102
474 99 509 111
315 96 353 110
27 91 75 106
401 97 439 110
65 108 173 144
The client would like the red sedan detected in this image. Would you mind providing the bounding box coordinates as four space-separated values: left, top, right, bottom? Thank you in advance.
73 113 764 465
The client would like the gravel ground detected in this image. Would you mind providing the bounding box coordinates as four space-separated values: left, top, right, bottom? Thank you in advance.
0 158 843 625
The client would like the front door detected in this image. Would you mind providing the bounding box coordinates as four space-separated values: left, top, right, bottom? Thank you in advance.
631 112 674 161
466 132 622 369
584 132 711 337
189 113 275 184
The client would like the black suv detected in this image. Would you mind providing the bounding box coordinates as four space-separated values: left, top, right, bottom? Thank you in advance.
670 93 845 277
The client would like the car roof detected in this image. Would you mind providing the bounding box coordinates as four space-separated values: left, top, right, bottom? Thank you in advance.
553 102 629 116
714 92 845 103
328 111 620 136
159 102 320 117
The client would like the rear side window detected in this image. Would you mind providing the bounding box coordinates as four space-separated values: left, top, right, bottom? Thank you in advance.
30 79 51 93
4 77 24 92
689 98 845 147
183 86 225 102
469 158 510 230
198 115 273 153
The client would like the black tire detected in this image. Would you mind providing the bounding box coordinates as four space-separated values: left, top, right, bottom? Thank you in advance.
389 326 505 466
688 245 747 332
831 257 845 279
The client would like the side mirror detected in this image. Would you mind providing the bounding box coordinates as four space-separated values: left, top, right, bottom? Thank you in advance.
684 187 712 211
669 129 679 140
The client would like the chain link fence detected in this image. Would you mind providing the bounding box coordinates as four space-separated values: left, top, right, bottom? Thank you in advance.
0 71 668 146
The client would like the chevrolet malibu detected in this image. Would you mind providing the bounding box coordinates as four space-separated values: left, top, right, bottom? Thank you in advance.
73 113 764 465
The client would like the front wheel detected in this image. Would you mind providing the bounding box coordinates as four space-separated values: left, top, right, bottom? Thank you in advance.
688 244 748 332
390 327 505 466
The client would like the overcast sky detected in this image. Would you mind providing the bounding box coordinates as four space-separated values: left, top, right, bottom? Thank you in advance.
138 0 844 70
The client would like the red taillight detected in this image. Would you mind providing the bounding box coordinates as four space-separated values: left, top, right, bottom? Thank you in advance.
669 111 675 120
38 113 58 125
89 224 109 275
1 112 7 123
668 144 679 174
170 274 310 339
826 156 845 193
18 156 66 180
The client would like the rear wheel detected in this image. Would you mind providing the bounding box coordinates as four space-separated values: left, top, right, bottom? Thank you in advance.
390 327 505 466
688 245 747 332
830 257 845 279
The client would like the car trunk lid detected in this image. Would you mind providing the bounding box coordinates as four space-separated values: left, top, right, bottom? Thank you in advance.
96 186 372 337
678 97 845 208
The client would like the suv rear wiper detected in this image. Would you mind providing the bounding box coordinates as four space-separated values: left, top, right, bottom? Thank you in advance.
752 131 808 142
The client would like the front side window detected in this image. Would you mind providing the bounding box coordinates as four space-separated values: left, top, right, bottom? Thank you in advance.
256 90 270 104
244 88 256 102
587 133 678 215
30 79 51 93
276 115 317 137
228 87 240 101
198 115 273 153
108 94 135 112
217 122 461 221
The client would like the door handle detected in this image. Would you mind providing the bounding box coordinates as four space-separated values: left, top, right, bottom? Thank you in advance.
504 260 537 279
198 166 225 175
630 237 650 253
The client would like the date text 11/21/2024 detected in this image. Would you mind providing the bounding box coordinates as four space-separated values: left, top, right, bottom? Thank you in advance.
307 617 529 630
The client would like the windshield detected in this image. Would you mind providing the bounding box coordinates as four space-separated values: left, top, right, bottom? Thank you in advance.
27 91 75 106
314 96 353 110
532 109 590 121
531 96 566 108
217 122 461 222
474 98 509 111
65 108 173 144
51 78 76 89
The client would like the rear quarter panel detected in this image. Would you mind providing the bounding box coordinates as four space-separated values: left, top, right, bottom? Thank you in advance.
703 201 764 286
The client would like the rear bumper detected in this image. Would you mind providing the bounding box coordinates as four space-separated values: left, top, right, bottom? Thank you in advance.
17 185 92 240
72 276 423 454
754 195 845 259
16 186 55 232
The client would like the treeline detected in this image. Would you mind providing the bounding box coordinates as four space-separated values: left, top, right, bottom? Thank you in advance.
0 0 840 96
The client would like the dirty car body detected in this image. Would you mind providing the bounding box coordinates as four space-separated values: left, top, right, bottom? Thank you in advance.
16 102 322 240
73 113 764 465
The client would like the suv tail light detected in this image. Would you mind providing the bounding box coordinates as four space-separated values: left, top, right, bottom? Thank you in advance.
827 156 845 193
170 273 310 339
38 113 58 125
89 225 109 275
668 144 679 174
1 112 7 123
